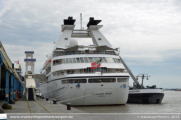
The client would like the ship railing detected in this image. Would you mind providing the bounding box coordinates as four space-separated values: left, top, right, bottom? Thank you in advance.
52 71 128 77
52 62 122 66
53 51 117 57
72 71 128 74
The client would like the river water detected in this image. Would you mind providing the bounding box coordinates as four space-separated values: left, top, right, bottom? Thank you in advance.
75 91 181 113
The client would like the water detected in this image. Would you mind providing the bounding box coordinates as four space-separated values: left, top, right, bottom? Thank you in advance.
75 91 181 113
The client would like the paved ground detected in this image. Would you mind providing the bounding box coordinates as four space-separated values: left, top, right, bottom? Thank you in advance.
0 96 89 120
0 96 85 113
0 97 30 113
1 97 172 120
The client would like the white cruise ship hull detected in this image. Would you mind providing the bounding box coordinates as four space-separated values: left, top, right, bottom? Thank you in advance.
39 76 129 106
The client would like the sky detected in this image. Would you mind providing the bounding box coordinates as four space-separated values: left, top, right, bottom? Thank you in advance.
0 0 181 88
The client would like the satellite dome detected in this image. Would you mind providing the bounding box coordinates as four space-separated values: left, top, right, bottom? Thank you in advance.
69 39 78 46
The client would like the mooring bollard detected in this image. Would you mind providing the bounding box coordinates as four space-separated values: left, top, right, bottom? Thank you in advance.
67 103 71 110
46 98 49 101
42 97 44 99
53 99 57 104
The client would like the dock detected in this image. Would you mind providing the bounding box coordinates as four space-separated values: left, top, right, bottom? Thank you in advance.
0 96 85 113
0 41 24 112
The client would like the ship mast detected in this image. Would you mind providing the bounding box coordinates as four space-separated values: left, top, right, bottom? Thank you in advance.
80 13 82 30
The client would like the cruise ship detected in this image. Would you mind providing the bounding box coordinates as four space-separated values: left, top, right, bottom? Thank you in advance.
39 16 130 106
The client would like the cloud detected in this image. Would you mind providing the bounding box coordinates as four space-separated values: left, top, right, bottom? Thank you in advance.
3 40 53 74
0 0 181 88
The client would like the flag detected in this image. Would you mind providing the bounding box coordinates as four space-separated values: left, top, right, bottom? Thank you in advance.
19 64 21 69
14 60 19 64
91 59 102 70
18 64 23 74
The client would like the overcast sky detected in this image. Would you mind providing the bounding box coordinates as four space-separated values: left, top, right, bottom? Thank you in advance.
0 0 181 88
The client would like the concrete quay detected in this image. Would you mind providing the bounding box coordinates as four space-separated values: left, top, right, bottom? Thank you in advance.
0 96 90 120
0 96 85 114
0 96 161 120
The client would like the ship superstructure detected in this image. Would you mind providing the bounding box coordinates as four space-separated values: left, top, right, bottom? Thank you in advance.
39 16 130 106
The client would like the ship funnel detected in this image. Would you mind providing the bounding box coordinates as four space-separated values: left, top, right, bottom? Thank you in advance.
64 16 76 25
87 17 102 27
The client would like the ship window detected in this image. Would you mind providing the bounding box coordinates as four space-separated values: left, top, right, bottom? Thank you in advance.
55 60 59 64
116 58 119 63
117 78 128 82
106 58 114 63
62 59 65 64
88 78 116 83
62 79 87 84
80 57 84 63
99 57 103 62
59 59 63 64
84 57 88 63
117 59 121 63
57 71 61 76
94 57 99 62
102 57 107 62
72 58 76 63
65 38 68 40
76 58 80 63
58 60 61 64
66 58 69 63
113 58 119 63
53 72 57 76
112 58 117 63
88 57 93 62
69 58 72 63
106 51 115 55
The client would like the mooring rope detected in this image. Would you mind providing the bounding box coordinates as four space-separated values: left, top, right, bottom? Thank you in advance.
40 87 64 97
50 88 75 102
57 88 115 103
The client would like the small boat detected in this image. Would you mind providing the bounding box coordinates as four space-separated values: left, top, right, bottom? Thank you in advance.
128 86 164 104
127 74 164 104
